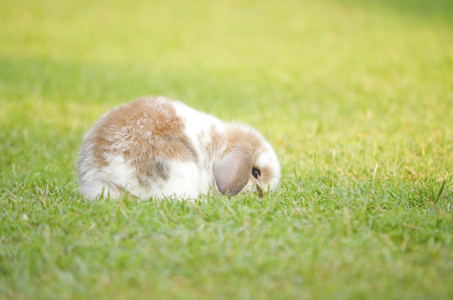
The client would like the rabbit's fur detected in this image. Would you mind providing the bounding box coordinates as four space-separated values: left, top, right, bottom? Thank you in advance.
77 96 280 200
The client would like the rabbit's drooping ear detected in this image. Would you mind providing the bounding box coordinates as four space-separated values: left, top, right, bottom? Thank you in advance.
213 147 253 196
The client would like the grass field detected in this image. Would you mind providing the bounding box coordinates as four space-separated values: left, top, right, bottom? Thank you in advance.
1 0 452 298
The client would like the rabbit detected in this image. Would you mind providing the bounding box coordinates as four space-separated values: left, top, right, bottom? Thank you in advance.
77 96 280 200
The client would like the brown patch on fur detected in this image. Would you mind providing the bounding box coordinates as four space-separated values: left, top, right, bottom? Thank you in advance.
85 97 197 186
209 125 224 153
225 125 264 156
208 125 225 158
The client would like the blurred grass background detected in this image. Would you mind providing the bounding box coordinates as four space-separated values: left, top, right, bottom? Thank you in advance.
1 0 452 299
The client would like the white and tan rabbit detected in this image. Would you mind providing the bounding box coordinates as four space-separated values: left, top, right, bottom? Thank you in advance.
77 96 280 200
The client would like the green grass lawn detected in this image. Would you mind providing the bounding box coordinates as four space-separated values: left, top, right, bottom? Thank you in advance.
1 0 452 298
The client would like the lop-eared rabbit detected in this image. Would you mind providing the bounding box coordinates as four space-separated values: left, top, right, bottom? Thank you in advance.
77 96 280 200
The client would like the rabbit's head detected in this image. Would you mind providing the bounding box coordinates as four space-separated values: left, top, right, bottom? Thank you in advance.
213 124 280 196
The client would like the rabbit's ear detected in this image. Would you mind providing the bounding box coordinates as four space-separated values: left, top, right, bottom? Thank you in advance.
213 147 253 196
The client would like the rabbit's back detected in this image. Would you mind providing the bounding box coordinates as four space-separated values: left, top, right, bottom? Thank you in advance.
77 97 221 199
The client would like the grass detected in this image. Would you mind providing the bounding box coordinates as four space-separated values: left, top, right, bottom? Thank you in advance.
1 0 452 298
